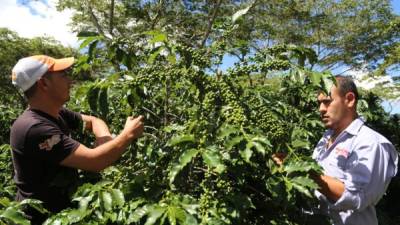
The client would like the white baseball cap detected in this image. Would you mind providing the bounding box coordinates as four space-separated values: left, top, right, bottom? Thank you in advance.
11 55 75 91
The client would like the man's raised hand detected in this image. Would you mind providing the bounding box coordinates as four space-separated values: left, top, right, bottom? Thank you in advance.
123 115 144 140
272 152 287 166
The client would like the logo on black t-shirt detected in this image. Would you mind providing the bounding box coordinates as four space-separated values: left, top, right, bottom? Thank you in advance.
39 134 61 151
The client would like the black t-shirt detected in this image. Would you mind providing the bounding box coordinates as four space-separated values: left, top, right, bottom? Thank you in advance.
10 108 82 215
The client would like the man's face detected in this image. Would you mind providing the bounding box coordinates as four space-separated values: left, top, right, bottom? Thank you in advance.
44 70 73 104
317 86 348 131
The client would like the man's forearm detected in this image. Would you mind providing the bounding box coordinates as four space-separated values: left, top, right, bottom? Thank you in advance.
311 173 345 202
61 116 144 172
87 130 133 171
81 115 113 146
61 131 132 172
90 117 111 137
90 117 113 146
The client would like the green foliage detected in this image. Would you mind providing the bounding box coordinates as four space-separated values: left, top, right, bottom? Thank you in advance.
0 145 48 225
5 24 396 224
0 198 47 225
43 181 126 224
57 0 399 73
0 108 21 146
0 145 15 199
57 40 336 224
0 2 399 224
56 0 400 102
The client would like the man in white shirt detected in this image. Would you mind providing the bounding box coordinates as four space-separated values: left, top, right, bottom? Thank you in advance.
274 76 398 225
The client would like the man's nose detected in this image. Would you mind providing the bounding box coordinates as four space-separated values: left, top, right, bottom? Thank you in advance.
319 103 327 114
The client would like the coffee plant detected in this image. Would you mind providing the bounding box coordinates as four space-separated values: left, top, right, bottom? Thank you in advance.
1 17 399 225
40 36 340 225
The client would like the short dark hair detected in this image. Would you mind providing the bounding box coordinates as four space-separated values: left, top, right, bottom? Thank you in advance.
335 75 359 104
23 72 52 99
23 83 38 99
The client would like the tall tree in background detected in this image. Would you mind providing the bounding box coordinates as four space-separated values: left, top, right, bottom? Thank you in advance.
248 0 398 71
57 0 399 98
242 0 399 100
57 0 398 69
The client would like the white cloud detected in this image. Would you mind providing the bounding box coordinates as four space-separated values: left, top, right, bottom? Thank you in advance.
0 0 78 47
346 67 395 91
383 99 400 114
346 67 400 114
355 75 395 90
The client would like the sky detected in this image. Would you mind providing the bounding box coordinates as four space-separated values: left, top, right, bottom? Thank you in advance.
0 0 399 113
0 0 77 47
393 0 400 14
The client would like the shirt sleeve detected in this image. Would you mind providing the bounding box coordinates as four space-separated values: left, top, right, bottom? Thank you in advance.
25 123 80 164
332 141 397 211
60 108 83 130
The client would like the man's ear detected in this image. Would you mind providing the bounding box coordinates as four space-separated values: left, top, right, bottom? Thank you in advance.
345 92 356 108
36 77 50 91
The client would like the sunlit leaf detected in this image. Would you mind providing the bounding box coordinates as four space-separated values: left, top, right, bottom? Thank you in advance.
202 147 226 173
284 161 321 175
217 125 239 139
101 191 113 211
240 142 254 163
291 139 310 149
225 136 244 150
167 206 186 225
129 204 151 223
148 33 167 44
19 199 47 214
110 189 125 207
79 36 101 49
289 176 319 198
168 134 195 146
169 149 200 187
232 5 251 23
0 207 29 225
148 47 164 64
144 205 166 225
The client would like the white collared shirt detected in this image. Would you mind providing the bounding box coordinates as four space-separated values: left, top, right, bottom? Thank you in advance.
312 117 398 225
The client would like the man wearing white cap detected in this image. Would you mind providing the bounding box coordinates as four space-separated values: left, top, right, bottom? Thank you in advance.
10 55 144 223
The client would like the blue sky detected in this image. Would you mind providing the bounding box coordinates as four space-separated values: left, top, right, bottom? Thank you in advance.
17 0 49 16
392 0 400 14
